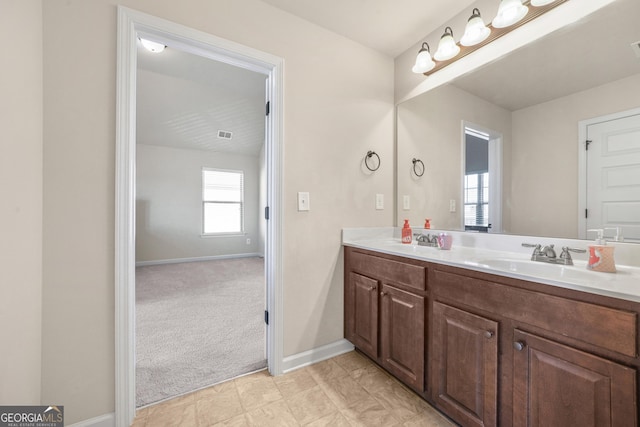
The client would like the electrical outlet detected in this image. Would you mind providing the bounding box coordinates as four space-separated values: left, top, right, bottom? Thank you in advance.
449 199 456 212
376 194 384 210
298 192 310 211
246 238 251 245
403 195 410 210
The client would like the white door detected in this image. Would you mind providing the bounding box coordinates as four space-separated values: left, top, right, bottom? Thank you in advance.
585 112 640 242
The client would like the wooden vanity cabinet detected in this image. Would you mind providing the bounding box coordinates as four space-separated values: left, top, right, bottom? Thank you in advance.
512 329 637 427
431 302 498 427
344 247 427 393
344 246 640 426
379 283 425 391
431 265 639 427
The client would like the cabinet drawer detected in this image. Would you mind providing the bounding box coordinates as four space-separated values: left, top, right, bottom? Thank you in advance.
350 250 426 291
433 269 638 357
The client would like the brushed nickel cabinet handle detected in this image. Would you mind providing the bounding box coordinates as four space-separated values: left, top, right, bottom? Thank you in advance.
380 291 388 297
513 341 526 351
484 331 494 339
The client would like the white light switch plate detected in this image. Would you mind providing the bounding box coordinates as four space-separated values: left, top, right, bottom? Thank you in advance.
376 194 384 210
449 199 456 212
298 192 310 211
403 195 410 210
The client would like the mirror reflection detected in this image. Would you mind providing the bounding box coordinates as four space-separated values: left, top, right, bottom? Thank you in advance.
397 0 640 242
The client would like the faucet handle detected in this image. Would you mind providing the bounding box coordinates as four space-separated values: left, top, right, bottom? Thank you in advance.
559 246 586 265
522 243 542 254
560 246 586 257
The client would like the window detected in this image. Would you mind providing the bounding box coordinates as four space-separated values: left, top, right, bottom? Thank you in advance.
464 172 489 229
464 127 490 232
202 169 244 234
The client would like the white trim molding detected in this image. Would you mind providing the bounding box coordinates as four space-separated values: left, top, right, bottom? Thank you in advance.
116 7 284 427
282 339 355 373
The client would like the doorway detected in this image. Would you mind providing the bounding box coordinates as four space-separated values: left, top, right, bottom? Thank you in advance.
579 108 640 242
116 7 284 426
134 41 268 406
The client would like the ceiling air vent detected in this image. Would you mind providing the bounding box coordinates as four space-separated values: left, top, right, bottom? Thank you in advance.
217 130 233 140
632 41 640 59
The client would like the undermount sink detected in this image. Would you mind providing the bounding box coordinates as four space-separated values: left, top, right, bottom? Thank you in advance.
473 258 614 282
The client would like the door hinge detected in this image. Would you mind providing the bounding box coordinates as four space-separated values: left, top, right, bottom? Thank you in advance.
264 206 270 220
585 208 588 218
266 101 270 116
585 139 592 150
264 310 269 325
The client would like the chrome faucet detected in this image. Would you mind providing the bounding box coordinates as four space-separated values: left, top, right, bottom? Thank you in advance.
522 243 586 266
415 233 439 247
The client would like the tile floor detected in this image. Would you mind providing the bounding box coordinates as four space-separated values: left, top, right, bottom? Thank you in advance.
131 351 456 426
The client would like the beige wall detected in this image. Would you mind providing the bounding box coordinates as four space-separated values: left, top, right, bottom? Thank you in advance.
0 0 43 405
510 73 640 237
397 84 512 231
41 0 393 423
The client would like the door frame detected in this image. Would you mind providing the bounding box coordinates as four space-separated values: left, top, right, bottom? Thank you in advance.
577 106 640 239
115 7 284 426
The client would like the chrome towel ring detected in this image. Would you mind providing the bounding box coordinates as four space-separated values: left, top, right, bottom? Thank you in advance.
365 151 381 171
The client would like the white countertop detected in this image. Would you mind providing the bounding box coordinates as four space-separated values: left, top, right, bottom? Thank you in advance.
343 227 640 303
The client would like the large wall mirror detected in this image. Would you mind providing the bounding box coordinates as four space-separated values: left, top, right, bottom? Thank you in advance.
397 0 640 242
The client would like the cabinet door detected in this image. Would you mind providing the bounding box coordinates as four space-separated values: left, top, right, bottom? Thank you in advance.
345 272 379 359
432 302 498 427
513 329 637 427
380 284 425 391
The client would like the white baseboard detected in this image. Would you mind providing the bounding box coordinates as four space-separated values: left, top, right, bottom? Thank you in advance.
281 339 354 373
68 413 115 427
136 253 262 267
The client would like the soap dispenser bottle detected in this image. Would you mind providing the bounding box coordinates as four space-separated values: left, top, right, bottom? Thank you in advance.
587 229 616 273
402 220 412 244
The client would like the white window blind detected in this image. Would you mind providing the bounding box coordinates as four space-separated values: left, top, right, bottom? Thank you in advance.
202 169 244 234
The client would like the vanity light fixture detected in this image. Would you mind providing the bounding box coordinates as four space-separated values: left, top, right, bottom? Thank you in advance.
460 8 491 46
434 27 461 61
412 42 436 74
139 37 166 53
413 0 568 77
492 0 529 28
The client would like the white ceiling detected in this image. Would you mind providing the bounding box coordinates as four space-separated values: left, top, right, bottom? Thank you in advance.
452 0 640 111
259 0 474 57
136 46 267 156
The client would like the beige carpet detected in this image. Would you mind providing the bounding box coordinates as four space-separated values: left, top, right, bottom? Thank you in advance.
135 257 266 407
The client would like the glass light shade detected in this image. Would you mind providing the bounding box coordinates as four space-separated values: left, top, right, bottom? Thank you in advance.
412 43 435 74
140 38 166 53
492 0 528 28
531 0 556 5
434 27 460 61
460 9 491 46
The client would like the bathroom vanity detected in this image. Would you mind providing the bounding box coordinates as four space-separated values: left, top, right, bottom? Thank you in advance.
343 228 640 426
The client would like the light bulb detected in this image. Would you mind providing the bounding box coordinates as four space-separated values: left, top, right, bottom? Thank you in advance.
412 43 435 74
492 0 528 28
460 8 491 46
434 27 460 61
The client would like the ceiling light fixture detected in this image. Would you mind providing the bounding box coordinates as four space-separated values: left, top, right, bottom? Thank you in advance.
139 38 166 53
413 0 568 77
434 27 461 61
460 8 491 47
412 42 436 74
492 0 529 28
